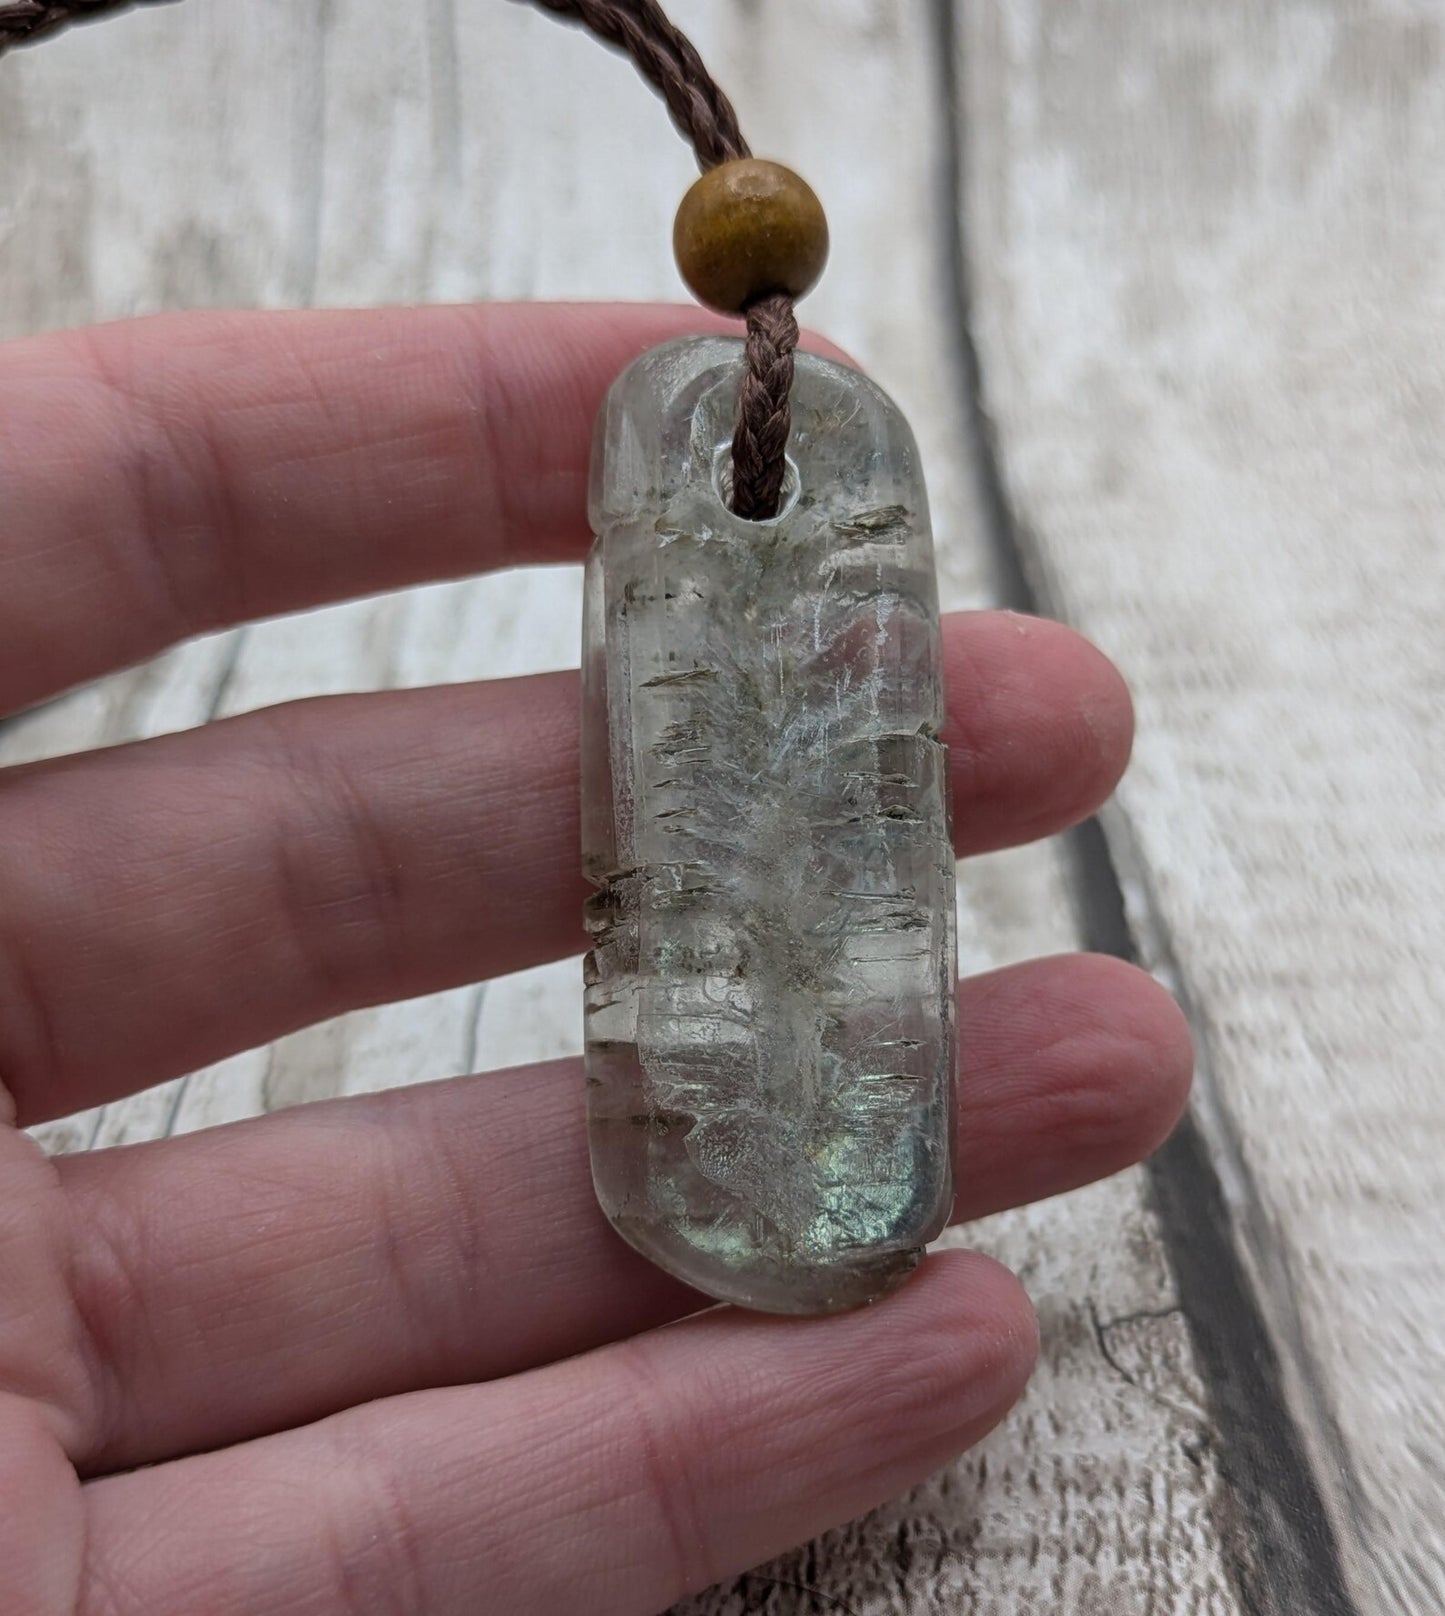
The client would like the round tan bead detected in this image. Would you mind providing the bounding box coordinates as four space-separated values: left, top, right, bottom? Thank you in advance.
673 158 829 314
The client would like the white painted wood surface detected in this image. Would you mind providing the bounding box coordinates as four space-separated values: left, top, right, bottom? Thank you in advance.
7 1 1432 1611
957 4 1445 1612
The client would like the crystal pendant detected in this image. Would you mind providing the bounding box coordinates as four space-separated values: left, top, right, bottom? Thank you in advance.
582 337 956 1314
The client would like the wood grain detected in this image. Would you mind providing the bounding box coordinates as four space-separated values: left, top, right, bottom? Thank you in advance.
0 2 1243 1610
954 3 1444 1611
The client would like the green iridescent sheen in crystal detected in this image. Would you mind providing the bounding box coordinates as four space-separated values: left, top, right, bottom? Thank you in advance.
582 338 956 1314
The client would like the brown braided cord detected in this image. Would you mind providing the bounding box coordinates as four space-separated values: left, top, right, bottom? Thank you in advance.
523 0 748 172
730 293 798 521
523 0 795 518
0 0 800 520
0 0 169 51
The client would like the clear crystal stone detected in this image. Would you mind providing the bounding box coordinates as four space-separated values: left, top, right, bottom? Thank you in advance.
583 337 956 1314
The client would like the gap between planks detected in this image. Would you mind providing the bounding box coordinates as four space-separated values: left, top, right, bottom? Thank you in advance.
932 3 1363 1614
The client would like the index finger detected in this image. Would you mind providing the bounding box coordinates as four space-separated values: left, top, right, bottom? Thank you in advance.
0 303 783 714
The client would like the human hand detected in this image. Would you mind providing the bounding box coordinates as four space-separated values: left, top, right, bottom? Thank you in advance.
0 304 1191 1615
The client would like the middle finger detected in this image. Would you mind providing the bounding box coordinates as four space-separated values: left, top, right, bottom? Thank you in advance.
1 610 1130 1126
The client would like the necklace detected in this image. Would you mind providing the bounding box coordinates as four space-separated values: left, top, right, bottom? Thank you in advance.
549 2 957 1314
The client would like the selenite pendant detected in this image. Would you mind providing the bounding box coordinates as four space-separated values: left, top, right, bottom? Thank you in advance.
582 337 956 1315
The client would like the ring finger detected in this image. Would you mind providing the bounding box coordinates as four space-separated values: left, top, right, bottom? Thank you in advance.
55 951 1190 1475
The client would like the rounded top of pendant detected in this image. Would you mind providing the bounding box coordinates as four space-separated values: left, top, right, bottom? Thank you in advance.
673 158 829 314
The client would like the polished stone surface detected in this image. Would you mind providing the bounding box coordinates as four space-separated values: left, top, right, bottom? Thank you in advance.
583 337 955 1313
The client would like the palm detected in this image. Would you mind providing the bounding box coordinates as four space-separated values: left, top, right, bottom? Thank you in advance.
0 304 1189 1616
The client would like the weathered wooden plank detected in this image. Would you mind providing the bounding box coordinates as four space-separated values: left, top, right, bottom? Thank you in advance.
953 3 1445 1612
2 1 1241 1609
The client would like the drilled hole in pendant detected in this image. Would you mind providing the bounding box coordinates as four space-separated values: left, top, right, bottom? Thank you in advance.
711 443 801 524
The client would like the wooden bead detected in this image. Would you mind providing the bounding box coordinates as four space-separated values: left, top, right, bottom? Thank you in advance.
674 158 829 314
